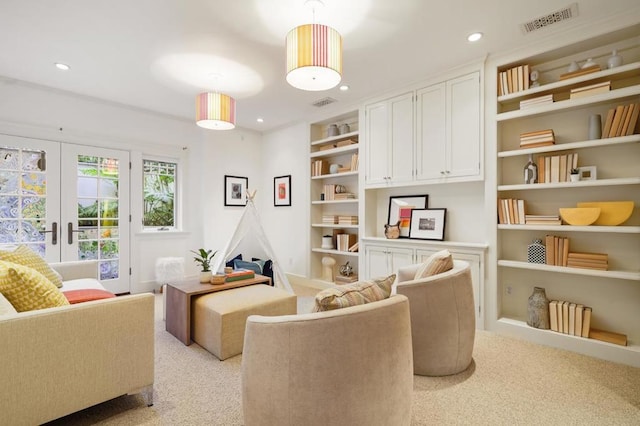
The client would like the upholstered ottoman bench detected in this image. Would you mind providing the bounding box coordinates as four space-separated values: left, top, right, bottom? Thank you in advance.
192 284 297 360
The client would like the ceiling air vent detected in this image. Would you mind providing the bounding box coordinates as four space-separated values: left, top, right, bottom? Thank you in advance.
311 97 337 108
521 3 578 34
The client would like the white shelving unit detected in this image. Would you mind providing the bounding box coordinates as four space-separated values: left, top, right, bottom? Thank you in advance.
489 24 640 366
309 111 360 284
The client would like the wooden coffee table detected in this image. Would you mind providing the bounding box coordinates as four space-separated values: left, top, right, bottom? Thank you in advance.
165 274 272 345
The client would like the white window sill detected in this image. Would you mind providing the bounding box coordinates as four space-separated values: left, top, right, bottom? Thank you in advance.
134 230 190 238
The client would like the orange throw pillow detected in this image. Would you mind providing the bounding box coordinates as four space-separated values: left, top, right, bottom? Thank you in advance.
63 289 116 304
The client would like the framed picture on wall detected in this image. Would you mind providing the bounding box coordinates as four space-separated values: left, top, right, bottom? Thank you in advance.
387 195 429 238
409 208 446 241
224 175 248 206
274 175 291 207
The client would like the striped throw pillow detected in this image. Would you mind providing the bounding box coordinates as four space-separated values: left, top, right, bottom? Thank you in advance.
313 274 396 312
414 249 454 280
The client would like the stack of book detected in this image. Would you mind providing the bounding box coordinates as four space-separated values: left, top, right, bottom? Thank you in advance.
337 215 358 225
602 103 639 138
569 81 610 99
225 268 255 282
549 300 591 337
545 235 569 266
336 233 357 252
333 192 356 200
567 252 608 271
322 215 338 224
520 94 553 109
335 274 358 284
347 242 359 252
559 64 601 80
311 160 328 176
536 153 579 183
497 198 526 224
498 64 530 96
335 139 357 147
519 129 555 148
525 215 561 225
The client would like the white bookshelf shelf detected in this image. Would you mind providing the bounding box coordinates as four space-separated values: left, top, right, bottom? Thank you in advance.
498 260 640 281
497 224 640 233
498 177 640 191
498 134 640 158
311 223 359 229
310 143 359 158
311 248 359 257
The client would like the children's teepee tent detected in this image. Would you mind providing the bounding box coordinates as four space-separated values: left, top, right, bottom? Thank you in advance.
211 190 293 293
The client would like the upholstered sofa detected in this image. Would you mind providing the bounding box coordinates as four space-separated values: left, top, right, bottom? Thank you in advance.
0 260 155 426
242 294 414 426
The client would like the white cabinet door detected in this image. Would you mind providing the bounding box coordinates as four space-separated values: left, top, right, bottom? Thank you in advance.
448 71 480 178
415 82 446 180
364 101 389 185
389 93 414 185
364 244 413 279
364 245 391 278
388 247 414 276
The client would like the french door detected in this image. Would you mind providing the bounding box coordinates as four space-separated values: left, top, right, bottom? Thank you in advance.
0 134 130 294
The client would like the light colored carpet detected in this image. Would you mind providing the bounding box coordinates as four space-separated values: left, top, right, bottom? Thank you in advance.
46 291 640 425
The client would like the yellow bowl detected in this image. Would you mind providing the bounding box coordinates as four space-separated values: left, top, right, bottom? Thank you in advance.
559 207 601 226
576 201 634 226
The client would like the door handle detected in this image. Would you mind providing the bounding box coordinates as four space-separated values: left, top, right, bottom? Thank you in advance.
40 222 58 245
67 222 82 244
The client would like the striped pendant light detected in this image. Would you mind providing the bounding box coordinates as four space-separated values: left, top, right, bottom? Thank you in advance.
286 23 342 91
195 92 236 130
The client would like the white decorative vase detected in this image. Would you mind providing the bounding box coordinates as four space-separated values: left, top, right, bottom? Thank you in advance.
588 114 602 140
570 174 580 182
199 271 212 283
321 236 334 249
607 50 623 69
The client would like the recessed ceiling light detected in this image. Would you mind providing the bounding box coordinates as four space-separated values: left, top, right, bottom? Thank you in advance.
256 118 264 123
55 62 70 71
467 32 483 42
339 85 350 91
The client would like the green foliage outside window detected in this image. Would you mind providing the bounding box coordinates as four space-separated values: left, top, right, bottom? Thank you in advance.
143 160 176 228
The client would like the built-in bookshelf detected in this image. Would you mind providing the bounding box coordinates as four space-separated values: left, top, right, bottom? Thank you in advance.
490 24 640 367
309 110 360 284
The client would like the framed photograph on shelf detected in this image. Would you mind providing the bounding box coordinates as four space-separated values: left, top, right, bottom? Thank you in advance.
224 175 248 206
387 195 428 238
409 208 446 241
274 175 291 207
577 166 597 181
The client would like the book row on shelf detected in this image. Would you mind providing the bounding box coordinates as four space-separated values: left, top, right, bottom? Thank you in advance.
549 300 591 338
519 94 553 109
535 152 579 184
317 138 358 151
602 102 640 138
310 154 359 177
498 198 561 225
498 64 530 96
336 233 358 252
547 300 627 346
322 184 355 201
527 235 609 271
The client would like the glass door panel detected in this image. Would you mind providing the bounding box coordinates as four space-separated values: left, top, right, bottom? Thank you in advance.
0 135 61 262
62 145 129 294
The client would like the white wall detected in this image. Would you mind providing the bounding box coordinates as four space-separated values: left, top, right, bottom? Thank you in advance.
260 122 309 277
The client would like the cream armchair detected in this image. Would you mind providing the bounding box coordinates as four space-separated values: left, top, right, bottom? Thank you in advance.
241 295 413 426
395 259 475 376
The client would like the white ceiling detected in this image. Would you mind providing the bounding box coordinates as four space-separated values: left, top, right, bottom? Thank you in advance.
0 0 638 132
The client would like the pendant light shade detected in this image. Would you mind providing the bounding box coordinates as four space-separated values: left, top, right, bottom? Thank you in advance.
286 23 342 91
196 92 236 130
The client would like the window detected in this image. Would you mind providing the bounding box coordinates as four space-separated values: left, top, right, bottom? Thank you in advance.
143 159 176 229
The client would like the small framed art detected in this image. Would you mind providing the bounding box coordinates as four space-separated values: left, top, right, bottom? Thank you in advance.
274 175 291 207
577 166 597 181
387 195 429 238
224 175 248 206
409 208 446 241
